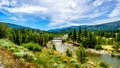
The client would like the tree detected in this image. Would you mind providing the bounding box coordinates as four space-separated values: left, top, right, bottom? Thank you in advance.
72 29 77 42
78 26 81 42
82 33 97 48
53 44 56 50
83 27 88 37
0 23 11 38
115 33 120 52
88 33 97 48
76 44 86 63
68 31 72 40
66 49 72 57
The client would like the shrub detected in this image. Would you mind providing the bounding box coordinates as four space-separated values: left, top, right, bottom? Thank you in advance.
112 45 117 49
99 62 109 68
9 47 20 52
94 45 102 50
52 45 56 50
13 52 36 61
23 52 36 61
66 49 72 57
22 42 41 52
76 44 87 63
13 52 26 58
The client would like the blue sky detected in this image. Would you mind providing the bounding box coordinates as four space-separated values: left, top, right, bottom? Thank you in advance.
0 0 120 30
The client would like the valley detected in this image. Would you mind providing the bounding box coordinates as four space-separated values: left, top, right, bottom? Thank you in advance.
0 22 120 68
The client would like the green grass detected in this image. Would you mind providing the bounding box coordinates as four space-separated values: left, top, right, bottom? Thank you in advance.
0 39 101 68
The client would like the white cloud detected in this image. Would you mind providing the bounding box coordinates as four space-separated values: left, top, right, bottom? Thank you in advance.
109 3 120 17
10 16 26 22
93 0 104 6
93 16 120 25
0 0 10 7
0 0 119 29
93 0 112 7
58 22 81 28
6 5 48 14
0 0 17 8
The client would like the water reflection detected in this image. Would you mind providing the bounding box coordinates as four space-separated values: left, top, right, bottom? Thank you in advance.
87 52 120 68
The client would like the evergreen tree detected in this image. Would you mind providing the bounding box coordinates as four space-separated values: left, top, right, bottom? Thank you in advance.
115 33 120 52
53 44 56 50
68 31 72 40
76 44 86 63
66 49 72 57
72 29 77 42
83 27 88 37
89 33 97 48
0 23 11 38
78 26 81 42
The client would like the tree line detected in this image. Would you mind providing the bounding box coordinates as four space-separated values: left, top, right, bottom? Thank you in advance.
0 23 61 46
68 26 120 49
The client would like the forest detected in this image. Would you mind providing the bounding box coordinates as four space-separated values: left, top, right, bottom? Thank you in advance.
0 23 120 68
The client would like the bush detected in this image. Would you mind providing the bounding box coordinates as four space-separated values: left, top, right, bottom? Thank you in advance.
76 44 87 63
13 52 36 61
53 45 56 50
22 42 42 52
94 45 102 50
66 49 72 57
99 62 109 68
112 45 117 49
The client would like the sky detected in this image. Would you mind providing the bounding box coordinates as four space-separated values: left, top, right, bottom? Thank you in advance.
0 0 120 30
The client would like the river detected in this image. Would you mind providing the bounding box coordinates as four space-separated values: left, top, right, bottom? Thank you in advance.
87 52 120 68
52 38 120 68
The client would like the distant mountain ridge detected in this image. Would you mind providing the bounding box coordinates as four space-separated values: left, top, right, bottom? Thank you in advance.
1 21 120 32
7 23 30 29
0 22 30 29
48 21 120 32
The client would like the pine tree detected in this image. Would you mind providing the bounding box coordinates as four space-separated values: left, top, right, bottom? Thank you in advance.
53 44 56 50
78 26 81 42
68 31 72 40
66 49 72 57
77 44 86 63
115 33 120 52
0 23 11 38
84 27 88 37
72 29 77 43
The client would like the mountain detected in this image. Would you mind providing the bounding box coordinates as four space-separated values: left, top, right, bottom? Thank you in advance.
48 21 120 32
47 25 88 33
7 23 30 29
0 22 30 29
88 21 120 31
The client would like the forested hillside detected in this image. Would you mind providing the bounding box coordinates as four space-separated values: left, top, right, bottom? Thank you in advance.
0 23 120 68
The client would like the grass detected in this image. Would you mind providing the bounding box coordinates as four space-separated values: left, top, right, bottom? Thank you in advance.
0 39 104 68
102 45 114 51
0 39 82 68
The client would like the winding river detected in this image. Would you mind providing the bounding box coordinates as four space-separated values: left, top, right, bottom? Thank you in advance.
52 38 120 68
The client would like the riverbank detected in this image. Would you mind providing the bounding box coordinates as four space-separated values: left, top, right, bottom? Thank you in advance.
86 48 120 59
86 49 109 54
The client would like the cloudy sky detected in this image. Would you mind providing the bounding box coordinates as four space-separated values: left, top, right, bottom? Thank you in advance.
0 0 120 30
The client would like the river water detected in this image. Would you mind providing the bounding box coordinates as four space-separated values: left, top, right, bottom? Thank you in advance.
52 39 120 68
87 52 120 68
